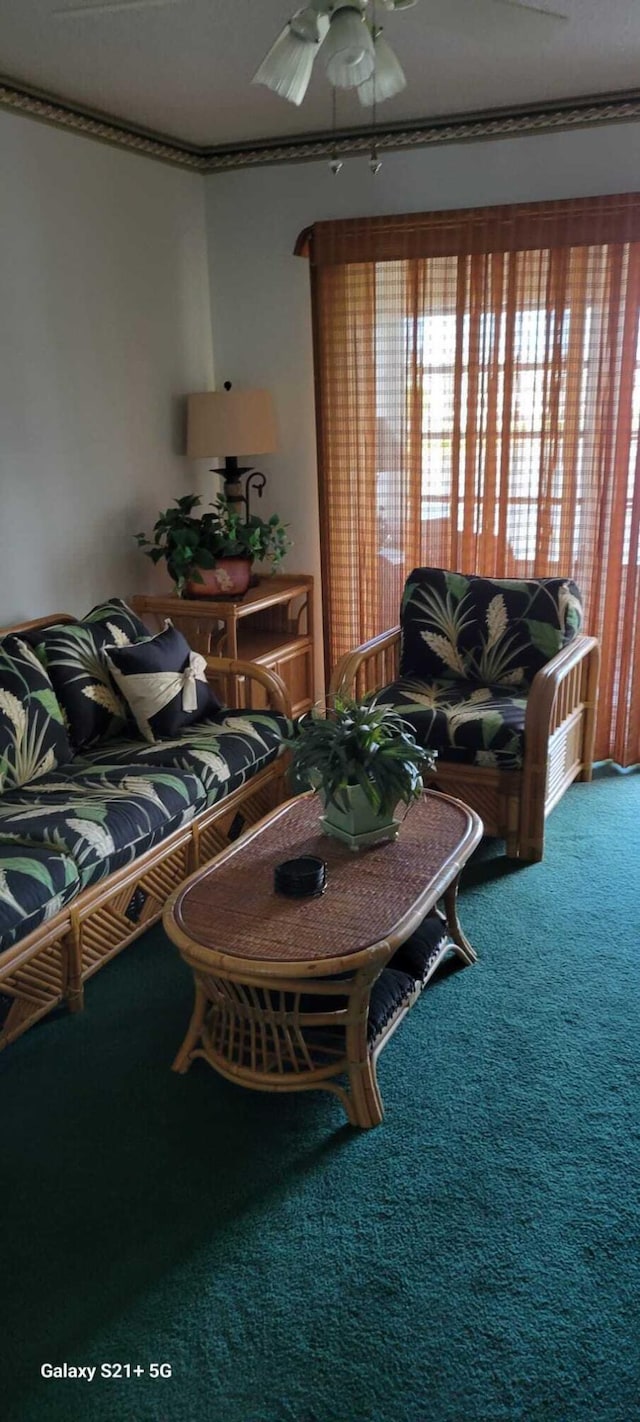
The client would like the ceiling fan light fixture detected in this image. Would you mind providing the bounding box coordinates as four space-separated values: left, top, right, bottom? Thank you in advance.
252 25 317 106
290 5 324 42
357 32 406 105
323 4 375 89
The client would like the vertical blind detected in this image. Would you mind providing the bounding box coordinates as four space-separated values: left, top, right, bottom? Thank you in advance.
297 195 640 767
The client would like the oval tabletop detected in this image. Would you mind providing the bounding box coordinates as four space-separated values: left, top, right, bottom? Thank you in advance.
168 791 481 968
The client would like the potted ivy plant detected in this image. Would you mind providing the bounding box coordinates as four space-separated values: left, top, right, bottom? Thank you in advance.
135 494 290 597
287 696 436 848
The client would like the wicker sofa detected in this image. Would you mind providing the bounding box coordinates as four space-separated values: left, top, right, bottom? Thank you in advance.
330 568 600 863
0 599 292 1050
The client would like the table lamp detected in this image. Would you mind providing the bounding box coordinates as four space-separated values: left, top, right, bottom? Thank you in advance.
186 383 278 518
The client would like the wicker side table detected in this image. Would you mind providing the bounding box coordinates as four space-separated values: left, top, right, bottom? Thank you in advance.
132 575 314 718
164 791 482 1129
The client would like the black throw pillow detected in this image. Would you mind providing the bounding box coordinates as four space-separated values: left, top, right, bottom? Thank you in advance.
35 598 150 749
104 623 222 743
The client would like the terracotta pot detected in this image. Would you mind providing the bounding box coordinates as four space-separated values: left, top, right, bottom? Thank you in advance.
185 557 252 599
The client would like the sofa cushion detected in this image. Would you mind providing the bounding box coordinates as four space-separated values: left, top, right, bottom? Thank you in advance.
374 675 528 771
74 710 291 806
367 912 462 1045
0 846 80 951
105 623 221 743
35 599 149 750
292 914 458 1053
400 568 583 688
0 762 205 889
367 968 416 1045
0 635 73 792
390 910 454 986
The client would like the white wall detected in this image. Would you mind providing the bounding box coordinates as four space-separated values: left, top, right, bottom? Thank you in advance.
4 109 640 662
0 111 214 624
204 120 640 688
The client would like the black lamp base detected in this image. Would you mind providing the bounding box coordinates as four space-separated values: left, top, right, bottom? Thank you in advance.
213 457 267 521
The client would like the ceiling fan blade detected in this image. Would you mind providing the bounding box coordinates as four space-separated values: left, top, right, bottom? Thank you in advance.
491 0 567 22
53 0 186 17
421 0 567 40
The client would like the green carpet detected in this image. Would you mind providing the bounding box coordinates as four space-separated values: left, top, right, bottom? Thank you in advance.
1 772 639 1422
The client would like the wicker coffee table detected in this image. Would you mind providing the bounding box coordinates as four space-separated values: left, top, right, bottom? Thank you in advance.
164 791 482 1129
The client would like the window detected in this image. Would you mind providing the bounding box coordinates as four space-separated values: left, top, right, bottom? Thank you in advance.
300 196 640 764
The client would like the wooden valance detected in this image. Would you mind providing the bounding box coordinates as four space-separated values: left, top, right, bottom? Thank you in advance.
295 191 640 264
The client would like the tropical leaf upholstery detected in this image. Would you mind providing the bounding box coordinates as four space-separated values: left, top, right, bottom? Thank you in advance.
0 635 72 792
35 599 149 750
0 597 291 950
374 569 585 770
74 710 291 806
373 676 528 770
0 763 205 888
0 846 80 951
400 569 582 688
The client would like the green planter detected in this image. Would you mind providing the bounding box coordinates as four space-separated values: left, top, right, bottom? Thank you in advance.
286 696 436 853
320 784 400 850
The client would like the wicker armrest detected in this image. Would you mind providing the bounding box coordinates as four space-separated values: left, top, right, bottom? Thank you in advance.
205 655 291 717
524 633 600 770
329 627 401 700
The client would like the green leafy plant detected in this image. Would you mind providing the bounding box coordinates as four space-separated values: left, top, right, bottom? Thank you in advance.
135 494 291 594
287 696 436 818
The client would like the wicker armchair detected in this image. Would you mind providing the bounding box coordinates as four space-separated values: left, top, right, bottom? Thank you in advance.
329 568 599 863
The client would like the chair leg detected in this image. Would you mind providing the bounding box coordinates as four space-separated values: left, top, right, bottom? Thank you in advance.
65 924 84 1013
513 806 545 862
515 842 544 864
503 792 521 858
517 761 547 863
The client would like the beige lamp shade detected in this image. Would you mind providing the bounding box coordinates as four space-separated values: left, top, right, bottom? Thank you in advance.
186 389 278 459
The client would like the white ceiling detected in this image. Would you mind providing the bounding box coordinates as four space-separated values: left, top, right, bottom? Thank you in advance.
1 0 640 150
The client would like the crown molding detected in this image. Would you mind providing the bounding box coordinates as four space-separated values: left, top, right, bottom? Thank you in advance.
205 90 640 170
0 76 208 170
2 73 640 173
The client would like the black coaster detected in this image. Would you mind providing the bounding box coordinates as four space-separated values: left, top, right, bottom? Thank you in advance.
274 855 327 898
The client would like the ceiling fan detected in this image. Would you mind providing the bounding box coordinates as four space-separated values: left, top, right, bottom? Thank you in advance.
252 0 569 108
253 1 415 109
54 0 570 109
